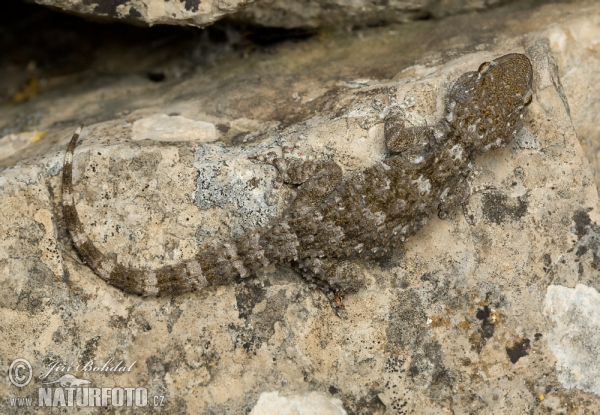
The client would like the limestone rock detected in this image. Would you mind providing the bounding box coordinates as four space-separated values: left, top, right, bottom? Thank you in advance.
549 12 600 190
32 0 250 28
544 284 600 395
32 0 513 29
250 391 347 415
232 0 510 29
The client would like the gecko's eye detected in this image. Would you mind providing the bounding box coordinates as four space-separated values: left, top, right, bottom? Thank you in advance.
478 61 491 73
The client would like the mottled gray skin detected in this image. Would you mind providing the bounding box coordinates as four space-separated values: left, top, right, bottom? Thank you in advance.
62 54 533 315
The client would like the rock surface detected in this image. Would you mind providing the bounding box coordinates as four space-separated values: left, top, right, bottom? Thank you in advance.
32 0 513 28
249 391 347 415
231 0 511 29
1 1 600 414
32 0 249 28
544 284 600 396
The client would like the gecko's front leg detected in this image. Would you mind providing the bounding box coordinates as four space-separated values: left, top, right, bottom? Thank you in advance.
292 260 365 318
384 115 451 164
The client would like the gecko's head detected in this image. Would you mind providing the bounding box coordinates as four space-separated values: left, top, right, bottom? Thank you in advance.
476 53 534 151
448 53 534 153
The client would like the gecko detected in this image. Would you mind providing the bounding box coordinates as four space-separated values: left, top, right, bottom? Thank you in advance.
61 53 533 316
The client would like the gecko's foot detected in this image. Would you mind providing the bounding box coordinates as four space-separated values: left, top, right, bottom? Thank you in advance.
312 279 349 318
319 261 366 318
328 289 348 319
296 271 350 319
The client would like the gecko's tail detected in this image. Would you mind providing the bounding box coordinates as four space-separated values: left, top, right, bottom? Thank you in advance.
62 125 211 296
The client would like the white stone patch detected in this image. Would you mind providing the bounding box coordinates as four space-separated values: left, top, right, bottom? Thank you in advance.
132 114 218 143
515 128 538 149
544 284 600 395
250 391 347 415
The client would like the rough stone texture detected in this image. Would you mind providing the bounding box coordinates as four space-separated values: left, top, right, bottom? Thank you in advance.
32 0 250 28
250 391 347 414
1 1 600 414
132 114 219 142
550 12 600 190
231 0 512 29
544 284 600 395
31 0 513 28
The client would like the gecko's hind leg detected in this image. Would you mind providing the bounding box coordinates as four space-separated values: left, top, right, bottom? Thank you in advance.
295 260 366 318
252 151 343 219
438 178 497 225
438 179 471 220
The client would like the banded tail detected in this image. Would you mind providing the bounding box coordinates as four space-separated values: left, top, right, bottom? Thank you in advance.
61 126 266 296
